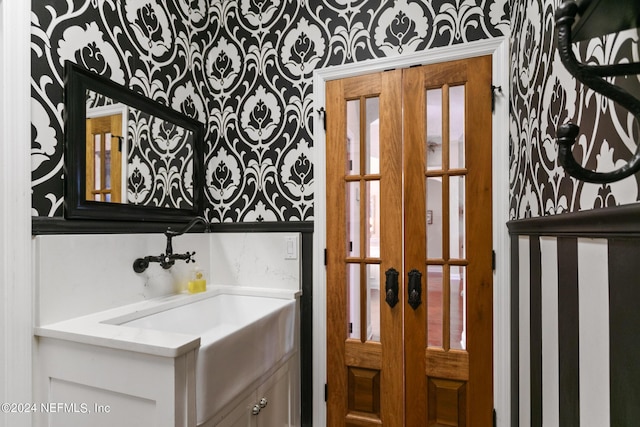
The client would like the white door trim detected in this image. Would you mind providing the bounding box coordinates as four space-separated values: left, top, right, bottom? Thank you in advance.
0 1 34 426
312 36 511 426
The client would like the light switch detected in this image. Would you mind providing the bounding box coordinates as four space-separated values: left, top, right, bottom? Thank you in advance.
285 236 298 260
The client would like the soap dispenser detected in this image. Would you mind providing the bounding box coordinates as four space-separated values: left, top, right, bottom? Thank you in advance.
188 266 207 294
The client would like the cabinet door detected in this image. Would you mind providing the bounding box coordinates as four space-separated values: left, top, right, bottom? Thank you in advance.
256 362 292 426
217 396 256 427
217 361 293 427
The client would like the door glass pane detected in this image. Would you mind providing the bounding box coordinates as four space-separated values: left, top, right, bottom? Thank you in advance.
366 264 380 342
449 175 465 260
450 266 466 350
449 85 465 170
426 177 443 259
346 181 360 257
105 134 112 190
346 99 360 175
365 97 380 174
347 263 361 340
94 135 101 190
427 265 443 348
366 180 380 258
426 88 443 171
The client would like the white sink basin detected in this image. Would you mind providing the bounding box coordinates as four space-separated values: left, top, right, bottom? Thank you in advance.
120 293 296 426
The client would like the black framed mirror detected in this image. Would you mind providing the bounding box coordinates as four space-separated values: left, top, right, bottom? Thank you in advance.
64 61 205 222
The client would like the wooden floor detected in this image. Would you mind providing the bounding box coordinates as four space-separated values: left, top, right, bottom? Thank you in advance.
428 270 465 349
367 271 464 348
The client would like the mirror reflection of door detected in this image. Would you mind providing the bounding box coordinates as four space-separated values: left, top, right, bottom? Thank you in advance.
85 114 123 202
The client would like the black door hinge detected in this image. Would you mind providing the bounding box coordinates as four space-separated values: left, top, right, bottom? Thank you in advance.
113 135 124 152
493 408 497 427
491 85 502 112
348 323 353 334
492 250 496 271
317 107 326 131
325 383 328 402
324 248 327 266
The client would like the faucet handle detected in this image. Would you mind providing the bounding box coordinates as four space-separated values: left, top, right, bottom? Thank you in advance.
133 257 150 273
164 227 181 237
186 251 196 263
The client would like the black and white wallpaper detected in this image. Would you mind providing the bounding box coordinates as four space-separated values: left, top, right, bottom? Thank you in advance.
31 0 508 222
126 109 195 208
509 0 640 220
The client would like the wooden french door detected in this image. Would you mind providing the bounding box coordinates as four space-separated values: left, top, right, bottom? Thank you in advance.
326 56 493 427
326 69 404 426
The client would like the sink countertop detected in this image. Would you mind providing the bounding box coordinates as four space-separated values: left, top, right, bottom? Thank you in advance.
34 286 301 358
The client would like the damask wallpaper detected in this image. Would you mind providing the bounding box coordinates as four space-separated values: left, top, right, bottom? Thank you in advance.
31 0 508 222
509 1 640 219
126 109 195 208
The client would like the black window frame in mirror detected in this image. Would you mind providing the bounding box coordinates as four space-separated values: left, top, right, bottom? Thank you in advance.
64 61 205 222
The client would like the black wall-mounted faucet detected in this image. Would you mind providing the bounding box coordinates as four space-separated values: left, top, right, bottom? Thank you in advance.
133 216 210 273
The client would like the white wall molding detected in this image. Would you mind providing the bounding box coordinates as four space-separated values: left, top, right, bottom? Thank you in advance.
491 35 512 427
1 0 34 426
577 238 610 427
313 36 511 426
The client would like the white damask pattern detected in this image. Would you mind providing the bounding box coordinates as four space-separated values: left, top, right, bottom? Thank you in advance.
510 0 640 219
57 22 126 83
373 0 431 55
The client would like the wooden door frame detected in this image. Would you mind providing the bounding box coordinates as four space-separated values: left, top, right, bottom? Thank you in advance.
313 36 511 427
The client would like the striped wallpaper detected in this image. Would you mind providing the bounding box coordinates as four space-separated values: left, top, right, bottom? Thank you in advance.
511 234 640 427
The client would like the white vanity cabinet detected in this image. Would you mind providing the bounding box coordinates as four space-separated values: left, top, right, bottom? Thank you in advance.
216 356 297 427
34 336 197 427
35 334 299 427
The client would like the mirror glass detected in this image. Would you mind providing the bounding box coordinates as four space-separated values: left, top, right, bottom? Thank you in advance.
65 62 204 221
